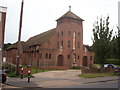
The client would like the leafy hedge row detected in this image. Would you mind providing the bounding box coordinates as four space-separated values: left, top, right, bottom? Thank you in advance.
105 59 120 65
2 62 16 73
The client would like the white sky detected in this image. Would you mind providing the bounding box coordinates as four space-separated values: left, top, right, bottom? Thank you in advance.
0 0 119 46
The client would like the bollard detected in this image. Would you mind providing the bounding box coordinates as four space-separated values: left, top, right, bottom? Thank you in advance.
28 70 31 82
21 68 23 79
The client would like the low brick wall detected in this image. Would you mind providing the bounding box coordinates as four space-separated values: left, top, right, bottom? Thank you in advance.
81 67 114 74
38 66 68 70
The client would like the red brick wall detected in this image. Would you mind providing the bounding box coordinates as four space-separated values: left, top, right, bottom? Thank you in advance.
6 13 94 69
56 18 83 68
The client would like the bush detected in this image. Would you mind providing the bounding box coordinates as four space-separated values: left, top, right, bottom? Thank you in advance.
71 66 81 69
2 62 16 73
105 59 120 65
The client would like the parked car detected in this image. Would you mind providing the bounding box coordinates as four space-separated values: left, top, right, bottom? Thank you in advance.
104 64 116 68
0 70 7 83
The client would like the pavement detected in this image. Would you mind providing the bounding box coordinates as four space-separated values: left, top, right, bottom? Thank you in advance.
4 70 119 88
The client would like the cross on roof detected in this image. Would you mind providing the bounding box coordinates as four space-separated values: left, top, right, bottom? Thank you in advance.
69 6 71 11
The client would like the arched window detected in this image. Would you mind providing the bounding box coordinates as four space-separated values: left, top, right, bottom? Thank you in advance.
78 42 80 48
49 54 51 59
61 41 63 47
46 53 48 59
61 31 63 36
68 41 70 48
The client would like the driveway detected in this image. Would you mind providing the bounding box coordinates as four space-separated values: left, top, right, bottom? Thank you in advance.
33 70 81 80
32 69 82 87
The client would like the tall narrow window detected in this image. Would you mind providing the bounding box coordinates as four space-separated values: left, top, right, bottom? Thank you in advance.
78 42 80 48
68 41 70 48
68 31 71 36
61 31 63 36
61 41 63 47
58 42 59 48
67 55 70 59
46 53 48 59
90 56 92 61
49 54 51 59
78 32 80 37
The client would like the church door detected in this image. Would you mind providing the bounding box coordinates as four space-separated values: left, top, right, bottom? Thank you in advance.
57 55 64 66
83 56 88 66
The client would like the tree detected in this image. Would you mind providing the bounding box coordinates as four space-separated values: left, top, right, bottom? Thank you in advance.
92 16 113 69
109 27 120 59
117 27 120 59
4 43 12 50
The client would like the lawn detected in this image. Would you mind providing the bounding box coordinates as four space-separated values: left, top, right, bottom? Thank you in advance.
79 73 117 78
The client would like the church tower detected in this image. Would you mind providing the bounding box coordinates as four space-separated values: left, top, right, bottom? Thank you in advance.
56 7 84 68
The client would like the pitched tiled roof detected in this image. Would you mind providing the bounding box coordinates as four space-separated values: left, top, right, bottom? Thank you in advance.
26 28 56 46
7 41 25 50
57 11 84 21
7 41 27 50
84 45 93 52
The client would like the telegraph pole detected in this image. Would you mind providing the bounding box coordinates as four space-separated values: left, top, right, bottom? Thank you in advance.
16 0 24 76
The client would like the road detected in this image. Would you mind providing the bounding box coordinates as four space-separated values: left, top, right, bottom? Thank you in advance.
54 80 119 88
1 80 119 90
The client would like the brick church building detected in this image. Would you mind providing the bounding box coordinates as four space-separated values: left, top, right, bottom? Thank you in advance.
6 9 94 69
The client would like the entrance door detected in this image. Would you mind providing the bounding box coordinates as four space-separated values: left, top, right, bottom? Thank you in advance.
83 56 88 66
57 55 64 66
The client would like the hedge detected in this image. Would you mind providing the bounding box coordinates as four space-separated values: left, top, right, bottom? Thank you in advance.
105 59 120 65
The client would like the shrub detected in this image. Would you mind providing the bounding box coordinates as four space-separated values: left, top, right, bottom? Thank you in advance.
105 59 120 65
71 66 81 69
2 62 16 73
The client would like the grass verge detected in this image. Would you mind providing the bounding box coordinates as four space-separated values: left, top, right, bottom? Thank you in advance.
79 73 117 78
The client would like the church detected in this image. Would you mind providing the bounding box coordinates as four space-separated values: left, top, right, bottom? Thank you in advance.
6 8 94 69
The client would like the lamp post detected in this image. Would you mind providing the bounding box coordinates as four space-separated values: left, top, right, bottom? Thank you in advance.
16 0 24 76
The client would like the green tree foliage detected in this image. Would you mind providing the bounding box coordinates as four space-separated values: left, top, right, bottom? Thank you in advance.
117 27 120 59
92 16 113 67
4 43 12 50
109 27 120 59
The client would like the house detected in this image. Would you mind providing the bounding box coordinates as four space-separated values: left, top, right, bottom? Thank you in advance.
6 9 94 69
0 6 7 65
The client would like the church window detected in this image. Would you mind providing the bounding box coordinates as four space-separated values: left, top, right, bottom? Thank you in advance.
90 56 92 61
72 20 78 24
68 55 70 59
58 42 59 48
61 31 63 36
78 42 80 48
68 31 71 36
49 53 51 59
78 32 80 37
61 41 63 47
78 55 80 59
46 53 48 59
68 41 70 48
